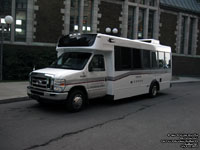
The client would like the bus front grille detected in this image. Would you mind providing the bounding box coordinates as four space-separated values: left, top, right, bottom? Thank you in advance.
30 73 53 91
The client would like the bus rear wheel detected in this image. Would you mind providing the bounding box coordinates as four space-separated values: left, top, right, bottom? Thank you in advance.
149 83 158 98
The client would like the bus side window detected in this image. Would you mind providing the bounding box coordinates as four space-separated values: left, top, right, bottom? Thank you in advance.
132 48 142 69
89 55 105 71
114 46 132 71
152 51 158 68
165 52 171 68
158 51 165 68
142 50 151 69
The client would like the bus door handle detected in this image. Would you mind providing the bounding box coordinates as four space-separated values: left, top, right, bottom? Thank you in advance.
80 75 86 78
80 73 86 78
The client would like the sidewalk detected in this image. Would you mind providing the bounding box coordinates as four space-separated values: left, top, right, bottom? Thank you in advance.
0 81 29 104
0 77 200 104
171 76 200 84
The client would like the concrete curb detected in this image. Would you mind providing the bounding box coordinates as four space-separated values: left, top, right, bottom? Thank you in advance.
0 97 31 105
171 80 200 84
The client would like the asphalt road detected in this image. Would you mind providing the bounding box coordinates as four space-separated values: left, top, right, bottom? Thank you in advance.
0 83 200 150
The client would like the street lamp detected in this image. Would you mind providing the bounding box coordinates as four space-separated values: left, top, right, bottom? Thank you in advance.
105 27 118 35
112 28 118 34
0 15 13 80
105 27 111 34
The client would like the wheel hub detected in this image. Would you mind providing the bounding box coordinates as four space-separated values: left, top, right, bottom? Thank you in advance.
152 86 157 96
72 94 83 109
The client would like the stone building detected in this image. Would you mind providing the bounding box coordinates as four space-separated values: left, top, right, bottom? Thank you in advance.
0 0 200 79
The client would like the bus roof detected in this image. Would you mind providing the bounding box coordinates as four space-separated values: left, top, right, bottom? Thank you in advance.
56 33 171 53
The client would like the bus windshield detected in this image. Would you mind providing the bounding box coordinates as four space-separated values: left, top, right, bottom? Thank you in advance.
50 52 92 70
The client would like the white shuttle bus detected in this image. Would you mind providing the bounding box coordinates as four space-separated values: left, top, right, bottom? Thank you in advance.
27 33 172 112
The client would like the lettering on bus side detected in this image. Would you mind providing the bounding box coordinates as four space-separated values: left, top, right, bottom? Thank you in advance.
134 80 143 83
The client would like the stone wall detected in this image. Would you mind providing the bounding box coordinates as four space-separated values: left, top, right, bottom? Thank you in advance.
172 55 200 76
3 44 56 80
97 1 122 36
159 11 177 53
34 0 64 43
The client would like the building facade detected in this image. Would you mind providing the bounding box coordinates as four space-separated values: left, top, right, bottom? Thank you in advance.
0 0 200 80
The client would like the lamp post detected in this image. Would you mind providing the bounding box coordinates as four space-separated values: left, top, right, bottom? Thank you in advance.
0 15 13 80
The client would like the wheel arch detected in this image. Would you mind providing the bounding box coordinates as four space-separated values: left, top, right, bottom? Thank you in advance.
68 85 88 100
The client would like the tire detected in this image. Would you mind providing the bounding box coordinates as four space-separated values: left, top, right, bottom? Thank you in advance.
66 90 86 112
149 83 158 98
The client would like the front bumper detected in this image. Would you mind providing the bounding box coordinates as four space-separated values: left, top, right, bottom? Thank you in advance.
27 86 68 101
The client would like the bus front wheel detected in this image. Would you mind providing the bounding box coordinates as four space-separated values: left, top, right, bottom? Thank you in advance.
66 90 86 112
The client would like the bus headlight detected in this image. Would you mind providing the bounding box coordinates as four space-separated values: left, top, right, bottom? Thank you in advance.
53 79 66 92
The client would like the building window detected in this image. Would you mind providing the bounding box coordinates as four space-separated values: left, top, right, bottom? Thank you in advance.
0 0 11 15
70 0 80 33
139 0 146 5
127 6 135 39
70 0 93 33
15 0 27 42
0 0 28 42
129 0 136 2
83 0 93 33
0 0 12 41
149 0 156 6
138 9 145 39
178 14 198 55
188 18 195 55
127 1 158 39
148 10 154 38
